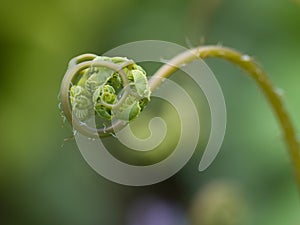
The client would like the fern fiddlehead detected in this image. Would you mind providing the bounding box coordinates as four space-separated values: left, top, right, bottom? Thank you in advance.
60 54 151 137
60 45 300 191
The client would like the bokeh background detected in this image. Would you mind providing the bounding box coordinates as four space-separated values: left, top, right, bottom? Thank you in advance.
1 0 300 224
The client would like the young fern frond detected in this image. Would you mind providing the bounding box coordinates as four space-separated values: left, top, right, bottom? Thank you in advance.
60 55 151 137
60 45 300 191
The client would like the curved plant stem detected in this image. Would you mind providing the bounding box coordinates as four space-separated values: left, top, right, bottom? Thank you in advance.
149 45 300 191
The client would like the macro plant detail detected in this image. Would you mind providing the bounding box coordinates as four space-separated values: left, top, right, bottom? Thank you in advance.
60 54 151 137
60 43 300 190
4 1 300 224
70 56 150 122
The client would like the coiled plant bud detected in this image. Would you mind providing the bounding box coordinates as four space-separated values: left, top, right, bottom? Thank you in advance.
60 54 151 136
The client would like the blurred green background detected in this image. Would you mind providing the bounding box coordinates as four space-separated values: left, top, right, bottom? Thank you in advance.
1 0 300 224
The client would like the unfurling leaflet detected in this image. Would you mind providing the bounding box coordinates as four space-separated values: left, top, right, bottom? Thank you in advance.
69 56 151 123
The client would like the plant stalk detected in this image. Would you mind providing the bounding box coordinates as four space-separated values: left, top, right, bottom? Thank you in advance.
149 45 300 191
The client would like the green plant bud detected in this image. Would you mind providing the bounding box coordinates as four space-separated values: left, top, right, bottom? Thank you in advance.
93 85 117 105
69 56 151 123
